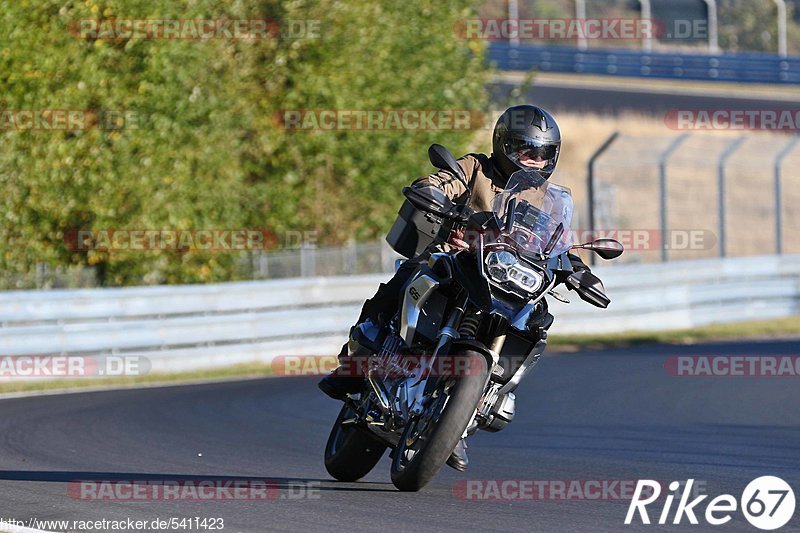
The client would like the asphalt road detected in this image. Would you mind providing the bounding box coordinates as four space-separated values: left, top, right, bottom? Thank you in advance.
490 81 800 116
1 339 799 532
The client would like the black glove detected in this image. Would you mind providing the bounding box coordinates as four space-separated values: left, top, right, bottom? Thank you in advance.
555 253 590 286
567 253 590 273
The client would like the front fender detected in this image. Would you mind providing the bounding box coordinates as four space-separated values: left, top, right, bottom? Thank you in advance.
422 339 495 398
449 340 498 371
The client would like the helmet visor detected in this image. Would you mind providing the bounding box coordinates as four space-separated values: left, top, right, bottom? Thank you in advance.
503 137 559 165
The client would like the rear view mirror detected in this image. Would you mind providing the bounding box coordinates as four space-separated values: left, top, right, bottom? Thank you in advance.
428 143 467 183
573 238 624 260
428 143 472 212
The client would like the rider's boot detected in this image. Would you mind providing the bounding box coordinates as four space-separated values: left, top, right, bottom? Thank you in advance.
319 317 386 400
318 343 363 400
446 438 469 472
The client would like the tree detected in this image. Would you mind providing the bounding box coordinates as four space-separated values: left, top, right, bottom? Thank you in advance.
0 0 489 287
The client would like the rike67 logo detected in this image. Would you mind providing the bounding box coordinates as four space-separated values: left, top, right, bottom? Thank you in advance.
626 477 795 530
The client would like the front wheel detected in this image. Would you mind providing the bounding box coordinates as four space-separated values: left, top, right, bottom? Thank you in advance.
324 403 387 482
390 351 488 492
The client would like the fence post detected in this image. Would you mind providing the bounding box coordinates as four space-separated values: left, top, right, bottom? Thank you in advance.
346 240 357 274
35 263 47 289
717 136 747 258
587 131 620 266
774 135 800 255
575 0 588 51
300 243 316 277
774 0 788 57
381 241 392 273
702 0 720 54
508 0 519 48
638 0 653 52
658 133 691 262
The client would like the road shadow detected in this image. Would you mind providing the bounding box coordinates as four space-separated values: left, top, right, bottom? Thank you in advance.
0 470 398 493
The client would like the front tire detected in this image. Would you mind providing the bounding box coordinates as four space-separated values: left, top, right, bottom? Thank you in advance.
390 351 488 491
324 403 387 482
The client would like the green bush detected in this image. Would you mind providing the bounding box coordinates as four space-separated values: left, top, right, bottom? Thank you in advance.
0 0 488 287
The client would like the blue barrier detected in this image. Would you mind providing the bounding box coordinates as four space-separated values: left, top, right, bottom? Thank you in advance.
489 43 800 84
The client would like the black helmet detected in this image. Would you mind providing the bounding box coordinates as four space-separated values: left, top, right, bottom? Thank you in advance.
492 105 561 180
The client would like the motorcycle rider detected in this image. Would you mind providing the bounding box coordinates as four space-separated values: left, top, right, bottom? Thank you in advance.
319 104 590 471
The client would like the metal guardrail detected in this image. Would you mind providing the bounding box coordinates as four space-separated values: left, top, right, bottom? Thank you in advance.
489 43 800 84
0 255 798 376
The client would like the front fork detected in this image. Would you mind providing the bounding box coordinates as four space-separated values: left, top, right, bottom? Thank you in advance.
406 293 510 421
402 292 470 417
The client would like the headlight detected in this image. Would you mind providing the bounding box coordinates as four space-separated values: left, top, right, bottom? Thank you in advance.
485 251 544 293
486 251 516 282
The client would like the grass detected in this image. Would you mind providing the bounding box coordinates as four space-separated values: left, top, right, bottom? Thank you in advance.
0 317 797 396
0 361 274 395
547 316 800 351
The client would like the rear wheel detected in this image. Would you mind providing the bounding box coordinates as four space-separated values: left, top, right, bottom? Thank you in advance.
324 403 387 482
390 351 488 492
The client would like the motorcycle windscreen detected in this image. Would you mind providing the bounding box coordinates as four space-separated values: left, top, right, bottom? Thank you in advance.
492 169 574 258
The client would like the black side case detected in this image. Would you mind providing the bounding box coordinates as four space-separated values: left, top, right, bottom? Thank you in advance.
386 187 454 259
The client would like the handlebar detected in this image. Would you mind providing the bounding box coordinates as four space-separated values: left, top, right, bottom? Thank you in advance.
402 186 471 224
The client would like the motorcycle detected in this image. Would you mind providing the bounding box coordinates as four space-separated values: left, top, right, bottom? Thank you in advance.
324 144 624 491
